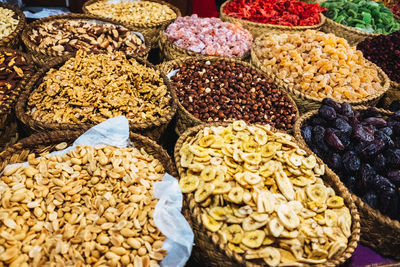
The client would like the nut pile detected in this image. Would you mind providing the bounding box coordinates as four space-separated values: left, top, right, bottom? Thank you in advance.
178 121 352 265
85 1 177 24
253 30 383 101
0 144 167 266
0 51 30 103
27 51 171 125
165 15 252 57
0 7 18 40
171 60 297 130
302 98 400 220
30 20 146 56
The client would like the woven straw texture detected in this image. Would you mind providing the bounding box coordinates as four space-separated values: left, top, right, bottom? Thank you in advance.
0 2 25 49
220 1 326 38
174 121 360 267
0 48 34 136
0 129 177 178
158 21 250 62
83 0 181 48
15 53 177 141
250 43 390 114
158 56 299 136
21 13 151 67
293 106 400 260
382 80 400 109
0 114 18 151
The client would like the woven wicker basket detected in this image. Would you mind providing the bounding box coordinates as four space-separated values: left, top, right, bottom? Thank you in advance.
219 0 326 38
0 48 34 141
158 21 250 62
21 13 151 67
251 42 390 114
15 53 177 141
293 106 400 260
158 56 299 136
174 121 360 267
0 2 25 49
83 0 181 48
0 129 177 182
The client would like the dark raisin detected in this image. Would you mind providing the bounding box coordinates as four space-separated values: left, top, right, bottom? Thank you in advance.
363 191 378 209
301 125 313 145
385 149 400 168
373 154 386 172
362 107 380 118
363 117 387 128
358 140 386 159
324 128 345 151
318 105 337 121
310 116 327 127
341 102 354 117
342 151 361 174
326 152 342 170
322 98 342 112
387 170 400 187
353 124 374 142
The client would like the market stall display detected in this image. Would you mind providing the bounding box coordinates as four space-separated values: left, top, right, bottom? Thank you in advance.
357 30 400 108
159 57 298 134
175 121 360 266
0 2 25 49
21 14 150 66
159 15 253 61
16 51 177 140
0 126 178 266
0 49 34 147
220 0 326 38
82 0 181 48
321 0 400 45
251 30 389 113
295 100 400 259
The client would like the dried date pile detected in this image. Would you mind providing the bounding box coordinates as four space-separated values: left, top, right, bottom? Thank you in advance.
0 144 167 266
27 51 171 125
301 98 400 220
0 51 31 104
29 20 146 56
170 60 297 130
178 121 352 265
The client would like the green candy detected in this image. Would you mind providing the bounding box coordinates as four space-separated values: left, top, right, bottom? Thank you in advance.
321 0 400 34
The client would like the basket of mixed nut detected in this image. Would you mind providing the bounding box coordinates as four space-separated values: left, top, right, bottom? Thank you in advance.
0 2 25 49
16 50 177 141
294 99 400 259
0 48 34 147
174 121 360 266
0 128 177 266
83 0 181 48
21 13 150 66
158 57 299 135
159 15 253 61
251 30 390 113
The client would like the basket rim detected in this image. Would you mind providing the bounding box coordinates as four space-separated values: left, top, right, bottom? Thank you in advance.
220 0 326 30
158 19 251 60
174 121 360 267
0 48 35 117
293 106 400 242
251 33 391 106
21 13 151 59
82 0 181 28
0 2 26 47
15 51 178 133
158 56 300 132
0 129 178 179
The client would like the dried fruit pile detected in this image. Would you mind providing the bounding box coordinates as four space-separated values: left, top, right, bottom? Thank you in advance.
357 30 400 83
223 0 326 26
165 15 252 57
301 98 400 220
171 60 297 130
30 20 146 56
253 30 383 101
322 0 400 34
0 7 18 40
27 51 171 125
0 51 31 103
391 4 400 16
178 121 352 265
0 144 167 266
85 1 177 24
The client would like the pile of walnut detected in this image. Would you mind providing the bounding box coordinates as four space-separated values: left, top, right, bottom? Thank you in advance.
29 20 146 56
178 121 352 266
0 7 18 40
0 144 166 266
27 50 171 124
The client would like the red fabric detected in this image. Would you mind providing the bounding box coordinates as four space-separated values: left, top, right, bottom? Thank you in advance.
192 0 219 17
